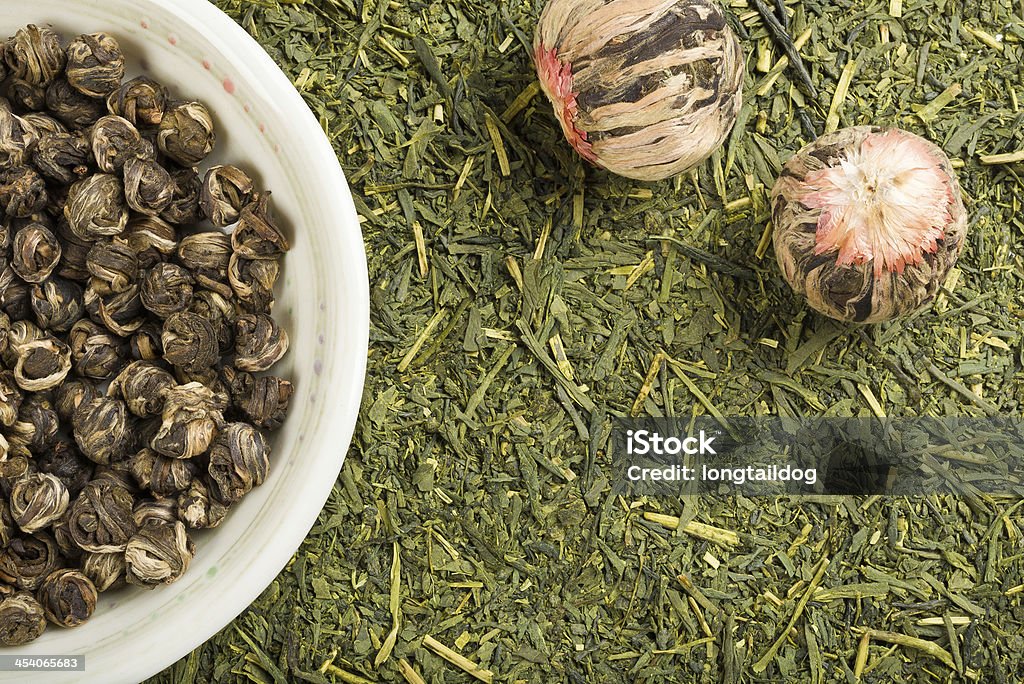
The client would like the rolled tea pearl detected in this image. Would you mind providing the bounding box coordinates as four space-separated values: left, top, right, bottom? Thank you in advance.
129 449 197 496
201 164 252 227
30 277 85 333
36 569 97 627
72 397 132 465
13 338 72 392
207 423 269 503
66 476 137 553
140 263 194 319
10 473 69 534
108 361 176 418
124 520 194 586
233 313 289 372
81 552 125 592
0 592 46 645
176 478 227 529
107 76 168 126
158 101 215 166
222 367 293 430
0 534 61 591
64 173 129 240
161 312 218 372
66 33 125 97
5 25 65 86
150 382 223 460
231 192 288 257
10 222 61 283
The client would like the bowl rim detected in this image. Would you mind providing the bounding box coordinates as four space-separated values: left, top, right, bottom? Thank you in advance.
0 0 368 680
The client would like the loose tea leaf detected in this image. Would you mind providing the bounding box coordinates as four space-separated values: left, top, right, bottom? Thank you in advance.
150 0 1024 681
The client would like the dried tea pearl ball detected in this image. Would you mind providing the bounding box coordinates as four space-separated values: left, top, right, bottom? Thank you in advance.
141 263 194 319
124 156 173 216
0 372 24 427
150 382 222 460
0 166 48 218
36 569 97 627
234 313 289 372
125 521 194 586
201 165 253 227
9 79 46 111
65 174 129 240
46 78 107 129
227 369 293 431
5 25 65 86
66 33 126 97
227 254 279 314
161 312 218 372
178 233 232 296
13 338 72 392
81 552 124 593
189 290 236 354
88 283 146 337
30 277 84 333
90 115 143 174
157 101 215 166
124 215 178 267
0 593 46 646
10 222 60 283
22 112 67 137
36 440 95 497
207 423 269 503
0 534 60 590
107 76 168 126
0 103 39 167
54 377 99 422
10 473 69 534
130 323 164 361
128 448 196 495
33 132 92 185
108 361 176 417
86 239 138 294
72 397 131 465
231 192 289 258
66 477 137 553
176 479 227 530
160 166 203 225
69 319 126 380
10 395 59 452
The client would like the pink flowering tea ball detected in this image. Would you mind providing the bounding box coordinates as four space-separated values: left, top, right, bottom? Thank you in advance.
771 126 967 323
534 0 744 181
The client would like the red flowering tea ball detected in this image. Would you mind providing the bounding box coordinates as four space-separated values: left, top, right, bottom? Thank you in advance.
771 126 967 323
534 0 744 181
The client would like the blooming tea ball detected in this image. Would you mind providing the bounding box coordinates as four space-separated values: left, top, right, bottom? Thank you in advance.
534 0 744 181
771 126 967 323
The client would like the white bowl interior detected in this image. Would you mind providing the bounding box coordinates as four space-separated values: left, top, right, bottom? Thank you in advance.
0 1 368 681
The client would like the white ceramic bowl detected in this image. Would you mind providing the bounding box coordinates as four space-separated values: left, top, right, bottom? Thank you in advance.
0 1 368 682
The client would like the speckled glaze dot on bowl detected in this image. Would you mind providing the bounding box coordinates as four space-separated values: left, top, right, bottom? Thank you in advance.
0 2 369 682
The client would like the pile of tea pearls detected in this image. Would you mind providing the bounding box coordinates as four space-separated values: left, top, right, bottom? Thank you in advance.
0 25 294 645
